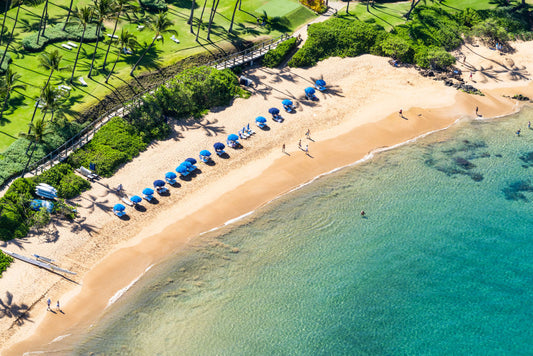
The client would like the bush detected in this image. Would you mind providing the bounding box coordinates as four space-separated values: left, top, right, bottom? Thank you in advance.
472 18 509 46
289 19 384 67
33 163 90 199
0 178 36 241
0 250 12 277
68 117 147 177
263 37 298 68
414 45 456 70
139 0 167 12
379 35 413 62
0 50 11 73
22 22 103 52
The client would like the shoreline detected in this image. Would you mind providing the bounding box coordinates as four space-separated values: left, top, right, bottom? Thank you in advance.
1 47 533 354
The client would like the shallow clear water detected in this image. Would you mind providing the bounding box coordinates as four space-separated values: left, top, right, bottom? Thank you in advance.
69 109 532 355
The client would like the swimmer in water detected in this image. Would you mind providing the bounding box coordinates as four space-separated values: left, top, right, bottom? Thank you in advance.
360 211 365 216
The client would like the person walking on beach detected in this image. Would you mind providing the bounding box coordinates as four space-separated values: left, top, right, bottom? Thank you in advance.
475 106 479 116
305 129 310 139
298 139 302 149
305 144 309 155
56 300 60 312
516 129 521 136
469 71 473 80
528 121 531 129
399 109 403 117
47 298 51 311
282 143 285 153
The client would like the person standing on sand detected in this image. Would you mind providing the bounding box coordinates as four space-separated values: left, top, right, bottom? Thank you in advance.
306 129 310 139
282 143 285 153
298 139 302 149
47 298 51 311
528 121 531 129
399 109 403 117
56 300 60 312
305 144 309 155
476 106 479 116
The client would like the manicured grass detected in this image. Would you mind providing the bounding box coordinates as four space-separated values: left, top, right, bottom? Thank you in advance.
0 0 315 151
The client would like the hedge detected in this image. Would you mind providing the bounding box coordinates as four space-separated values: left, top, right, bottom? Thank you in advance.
33 163 90 199
67 117 148 177
0 178 36 241
0 251 12 277
139 0 168 12
263 37 298 68
22 22 103 52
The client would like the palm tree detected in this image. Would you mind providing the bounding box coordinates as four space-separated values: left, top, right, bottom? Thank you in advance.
63 0 75 30
106 29 137 83
102 0 136 70
0 0 23 69
188 0 196 33
0 0 11 47
228 0 241 33
19 117 53 176
38 49 68 88
88 0 112 78
405 0 424 20
38 85 66 123
130 12 176 76
36 0 50 44
195 0 208 42
0 69 26 120
206 0 220 41
346 0 351 14
69 6 93 84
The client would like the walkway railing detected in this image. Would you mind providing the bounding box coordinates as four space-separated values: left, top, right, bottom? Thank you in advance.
0 33 295 194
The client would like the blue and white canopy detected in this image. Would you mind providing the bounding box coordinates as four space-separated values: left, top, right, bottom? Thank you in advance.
305 87 316 95
255 116 267 123
130 195 142 203
227 134 239 141
185 158 197 165
214 142 225 150
316 79 326 87
142 188 154 195
176 165 189 174
200 150 212 156
113 203 126 211
153 179 166 187
268 107 280 115
282 99 293 106
165 172 177 179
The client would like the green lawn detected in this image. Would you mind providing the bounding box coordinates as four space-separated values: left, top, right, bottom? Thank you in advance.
0 0 315 151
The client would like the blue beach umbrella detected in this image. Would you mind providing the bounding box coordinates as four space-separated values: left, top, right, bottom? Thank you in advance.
142 188 154 195
185 158 197 165
176 165 189 174
130 195 142 204
214 142 225 150
282 99 293 106
181 161 192 168
113 203 126 211
200 149 212 157
153 179 166 187
255 116 267 123
268 107 280 115
316 79 326 87
165 172 177 180
227 134 239 141
305 87 316 95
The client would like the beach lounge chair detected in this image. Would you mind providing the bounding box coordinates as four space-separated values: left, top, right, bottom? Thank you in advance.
315 79 326 91
153 180 168 194
113 203 126 217
246 123 255 135
67 41 78 48
170 35 180 44
239 129 249 139
77 166 98 180
61 44 73 50
176 164 190 177
239 75 253 87
79 77 88 86
137 25 145 30
214 142 225 156
122 47 133 55
121 197 134 206
184 158 198 172
107 34 119 39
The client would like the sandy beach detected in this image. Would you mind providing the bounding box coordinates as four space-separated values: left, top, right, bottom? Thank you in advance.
1 38 532 354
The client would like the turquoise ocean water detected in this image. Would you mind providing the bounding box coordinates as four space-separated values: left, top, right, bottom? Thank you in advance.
59 109 533 355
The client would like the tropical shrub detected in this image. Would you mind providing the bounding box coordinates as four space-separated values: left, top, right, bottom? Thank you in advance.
67 117 147 177
0 50 11 73
22 22 103 52
0 250 12 277
263 37 298 68
33 163 90 199
0 178 36 241
300 0 327 14
414 45 456 70
139 0 168 12
472 18 510 46
379 35 413 62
